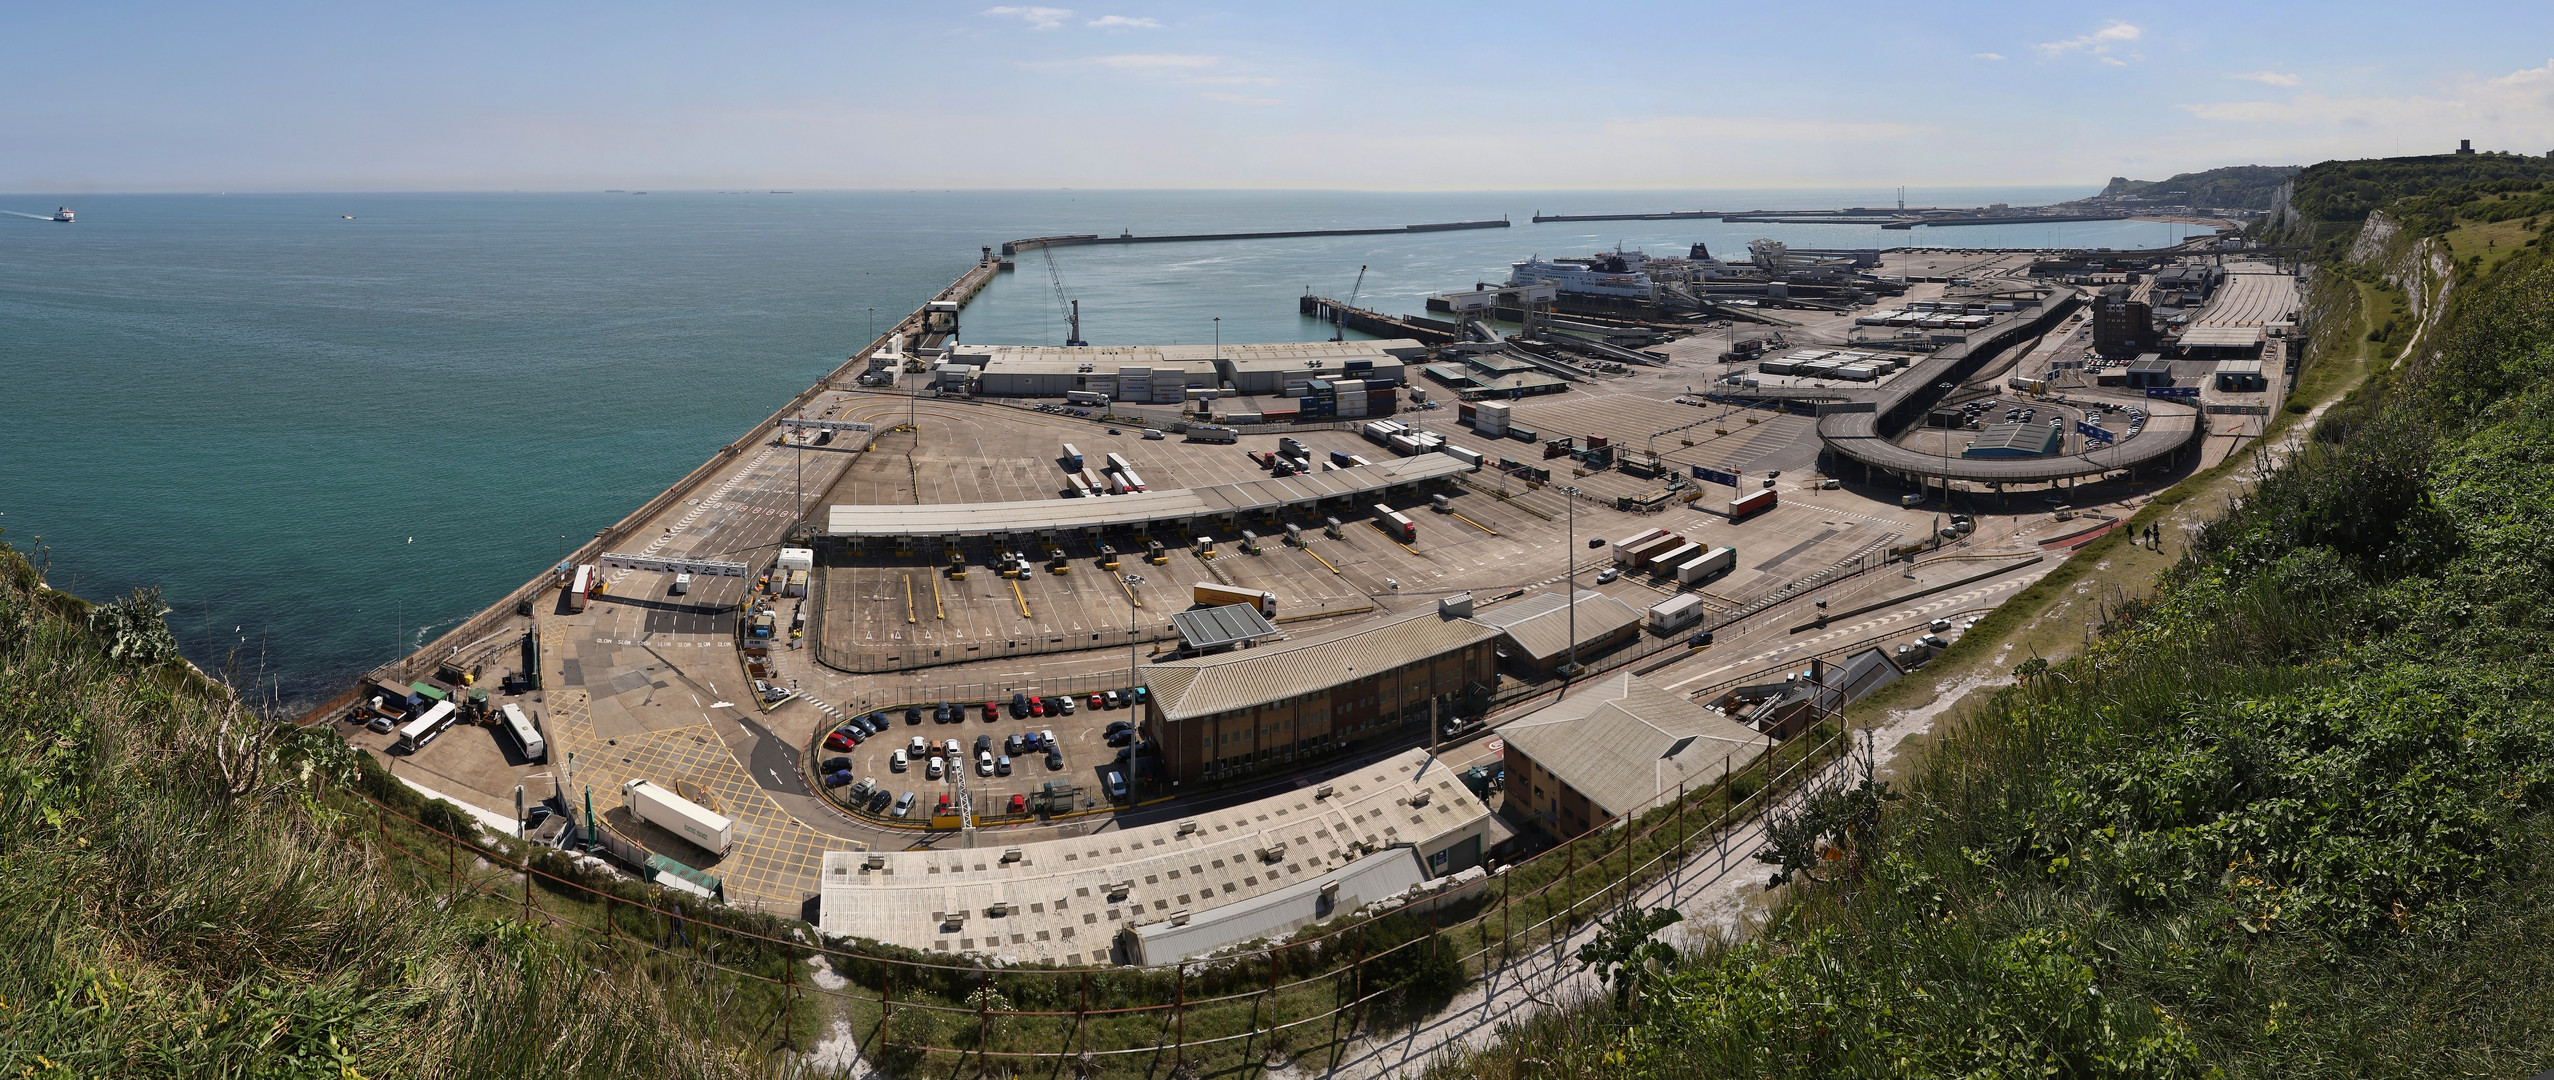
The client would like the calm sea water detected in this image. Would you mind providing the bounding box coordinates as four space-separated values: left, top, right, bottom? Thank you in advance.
0 188 2184 706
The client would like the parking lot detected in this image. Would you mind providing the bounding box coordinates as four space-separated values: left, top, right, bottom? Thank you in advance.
806 690 1152 825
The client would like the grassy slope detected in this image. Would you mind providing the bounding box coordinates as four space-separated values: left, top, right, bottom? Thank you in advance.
0 547 788 1079
2097 165 2301 210
1427 167 2554 1079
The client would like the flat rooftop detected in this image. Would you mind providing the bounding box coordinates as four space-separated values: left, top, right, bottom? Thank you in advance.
824 454 1470 539
815 748 1491 966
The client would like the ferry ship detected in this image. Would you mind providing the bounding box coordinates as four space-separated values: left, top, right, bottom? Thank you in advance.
1506 251 1655 299
51 206 73 223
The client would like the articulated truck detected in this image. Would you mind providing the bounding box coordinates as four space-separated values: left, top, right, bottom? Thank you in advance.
624 778 734 855
1192 583 1277 617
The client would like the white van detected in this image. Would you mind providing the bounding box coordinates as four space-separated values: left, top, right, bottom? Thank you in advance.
671 573 691 595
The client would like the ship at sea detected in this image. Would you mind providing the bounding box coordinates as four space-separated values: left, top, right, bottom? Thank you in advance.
51 206 73 223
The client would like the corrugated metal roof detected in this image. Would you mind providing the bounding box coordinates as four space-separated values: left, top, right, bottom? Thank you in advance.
826 454 1469 539
1474 589 1644 665
1500 672 1762 819
1140 608 1501 722
1171 604 1281 651
2180 325 2263 348
1127 847 1431 965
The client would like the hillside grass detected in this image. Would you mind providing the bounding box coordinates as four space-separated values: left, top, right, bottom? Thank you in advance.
1425 170 2554 1078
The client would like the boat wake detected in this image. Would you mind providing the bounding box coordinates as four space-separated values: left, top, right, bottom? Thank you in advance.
1 210 57 221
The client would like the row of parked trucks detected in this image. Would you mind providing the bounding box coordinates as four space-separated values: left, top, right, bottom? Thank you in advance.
1610 527 1737 586
1362 419 1485 469
1060 444 1149 496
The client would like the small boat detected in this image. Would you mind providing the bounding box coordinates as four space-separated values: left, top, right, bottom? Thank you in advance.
342 215 355 220
51 206 73 223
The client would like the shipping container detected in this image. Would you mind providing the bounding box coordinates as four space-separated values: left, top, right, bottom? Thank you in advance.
1675 546 1737 585
623 778 734 855
1444 445 1484 469
1192 583 1277 616
567 564 595 613
1509 427 1538 443
1730 487 1778 520
1371 505 1417 542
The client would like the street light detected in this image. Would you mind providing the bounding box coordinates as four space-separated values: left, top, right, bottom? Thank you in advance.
1124 572 1148 785
1936 381 1956 506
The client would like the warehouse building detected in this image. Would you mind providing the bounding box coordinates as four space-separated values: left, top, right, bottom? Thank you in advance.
1471 589 1644 675
1962 422 2063 459
946 341 1414 400
1138 607 1501 786
816 747 1492 966
1497 672 1764 837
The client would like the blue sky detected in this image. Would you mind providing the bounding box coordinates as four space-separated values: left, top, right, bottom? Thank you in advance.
5 2 2550 192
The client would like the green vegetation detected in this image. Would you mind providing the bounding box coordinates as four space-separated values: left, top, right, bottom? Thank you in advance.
2096 164 2301 210
1431 160 2554 1078
0 541 801 1078
2274 153 2554 260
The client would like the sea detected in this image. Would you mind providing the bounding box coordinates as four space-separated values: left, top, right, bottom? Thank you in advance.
0 187 2191 709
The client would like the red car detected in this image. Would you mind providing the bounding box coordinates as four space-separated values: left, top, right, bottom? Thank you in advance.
1028 698 1046 718
936 794 952 814
982 701 998 722
1008 793 1028 815
823 731 856 752
1088 693 1105 711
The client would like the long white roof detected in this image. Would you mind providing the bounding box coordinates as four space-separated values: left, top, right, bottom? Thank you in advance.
825 454 1469 539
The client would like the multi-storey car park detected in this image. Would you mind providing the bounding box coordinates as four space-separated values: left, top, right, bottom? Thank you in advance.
312 235 2298 972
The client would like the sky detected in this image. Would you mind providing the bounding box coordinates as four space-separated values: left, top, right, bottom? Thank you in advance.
4 1 2551 192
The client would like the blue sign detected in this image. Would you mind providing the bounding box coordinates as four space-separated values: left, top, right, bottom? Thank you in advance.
2076 421 2115 444
2144 387 2201 399
1691 466 1739 487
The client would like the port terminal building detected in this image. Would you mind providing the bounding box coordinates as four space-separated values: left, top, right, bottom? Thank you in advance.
816 747 1494 966
823 454 1470 550
1497 672 1764 836
944 340 1419 400
1139 607 1502 787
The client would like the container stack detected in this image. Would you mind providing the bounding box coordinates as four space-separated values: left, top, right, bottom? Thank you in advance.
1473 400 1512 437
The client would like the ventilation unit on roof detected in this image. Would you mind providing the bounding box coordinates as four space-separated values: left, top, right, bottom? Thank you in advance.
865 854 886 870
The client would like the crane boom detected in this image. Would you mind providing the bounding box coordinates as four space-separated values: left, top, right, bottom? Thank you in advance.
1041 247 1087 346
1332 264 1367 341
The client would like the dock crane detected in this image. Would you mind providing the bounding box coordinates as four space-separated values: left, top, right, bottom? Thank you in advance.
1040 247 1088 346
1330 264 1367 342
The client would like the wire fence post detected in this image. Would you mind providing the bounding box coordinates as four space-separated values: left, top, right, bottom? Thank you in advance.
976 969 991 1075
1075 970 1090 1059
1174 962 1187 1070
1350 938 1365 1037
1499 865 1511 964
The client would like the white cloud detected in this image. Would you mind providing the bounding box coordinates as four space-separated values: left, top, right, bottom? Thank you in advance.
2231 71 2303 87
1077 53 1221 71
1202 92 1282 106
1086 14 1163 29
984 6 1072 30
1601 114 1931 144
2176 59 2554 157
1973 52 2006 61
2035 20 2141 62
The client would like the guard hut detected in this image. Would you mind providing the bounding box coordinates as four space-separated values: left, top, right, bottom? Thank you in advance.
2213 358 2268 392
2123 355 2178 389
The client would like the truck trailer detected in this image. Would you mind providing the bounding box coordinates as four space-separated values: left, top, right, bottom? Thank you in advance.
1192 583 1277 617
1675 546 1737 585
1730 487 1778 521
1371 504 1417 542
623 778 734 855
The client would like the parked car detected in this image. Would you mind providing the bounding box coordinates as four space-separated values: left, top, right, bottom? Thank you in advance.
1688 630 1715 648
824 730 856 752
823 770 854 788
1046 748 1065 770
905 705 922 725
1105 719 1134 736
1028 697 1046 718
892 792 916 818
1107 729 1134 747
1595 567 1621 584
975 751 992 776
366 715 397 734
1103 690 1123 709
820 756 852 773
1010 692 1029 719
974 734 992 756
1056 695 1076 715
1041 729 1056 750
1929 618 1954 632
926 756 945 780
891 749 909 771
996 754 1011 776
944 738 961 757
933 702 952 723
1130 687 1149 706
983 701 999 722
909 735 927 755
867 789 894 813
1009 793 1028 814
1088 693 1106 711
937 794 952 814
1105 769 1128 800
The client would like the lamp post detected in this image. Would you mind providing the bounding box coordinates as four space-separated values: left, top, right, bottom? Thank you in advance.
1124 571 1148 784
1936 381 1955 506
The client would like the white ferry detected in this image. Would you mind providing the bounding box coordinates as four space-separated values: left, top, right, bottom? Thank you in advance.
51 206 73 223
1506 251 1656 299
